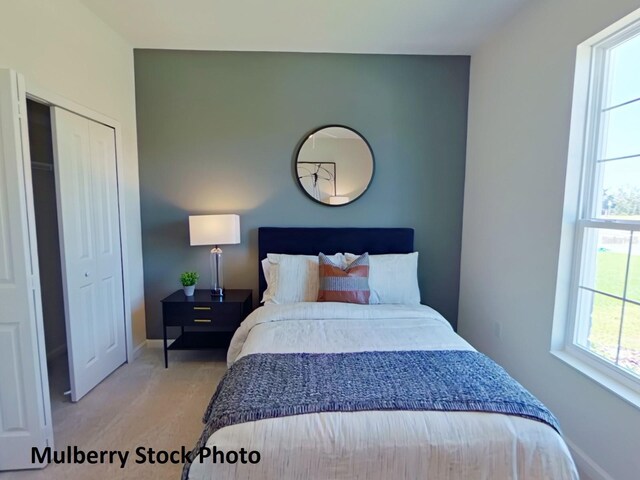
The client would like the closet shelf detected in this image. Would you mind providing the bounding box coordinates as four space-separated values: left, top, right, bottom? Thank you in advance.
31 161 53 171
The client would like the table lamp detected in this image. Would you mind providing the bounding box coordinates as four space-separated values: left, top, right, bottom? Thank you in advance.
189 214 240 296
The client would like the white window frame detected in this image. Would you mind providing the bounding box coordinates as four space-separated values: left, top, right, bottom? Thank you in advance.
562 16 640 396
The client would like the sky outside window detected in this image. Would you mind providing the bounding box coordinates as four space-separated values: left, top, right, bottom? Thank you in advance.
597 32 640 220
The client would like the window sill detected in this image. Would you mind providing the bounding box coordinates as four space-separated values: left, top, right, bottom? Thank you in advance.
551 349 640 410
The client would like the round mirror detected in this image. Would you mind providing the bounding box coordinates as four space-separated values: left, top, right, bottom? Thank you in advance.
295 125 374 206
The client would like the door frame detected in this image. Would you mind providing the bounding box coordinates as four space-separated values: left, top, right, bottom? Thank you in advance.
25 81 136 364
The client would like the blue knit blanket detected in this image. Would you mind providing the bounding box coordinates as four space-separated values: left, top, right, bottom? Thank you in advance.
183 350 559 478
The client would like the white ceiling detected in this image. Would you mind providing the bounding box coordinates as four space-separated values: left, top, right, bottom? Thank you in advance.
80 0 528 55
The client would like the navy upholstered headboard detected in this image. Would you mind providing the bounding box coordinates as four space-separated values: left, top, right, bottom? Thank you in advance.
258 227 414 300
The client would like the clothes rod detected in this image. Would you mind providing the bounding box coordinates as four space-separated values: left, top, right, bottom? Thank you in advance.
31 162 53 171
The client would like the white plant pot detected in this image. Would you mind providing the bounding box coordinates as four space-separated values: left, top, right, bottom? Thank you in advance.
183 285 196 296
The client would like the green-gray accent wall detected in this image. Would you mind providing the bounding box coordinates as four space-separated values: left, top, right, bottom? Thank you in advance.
134 50 469 339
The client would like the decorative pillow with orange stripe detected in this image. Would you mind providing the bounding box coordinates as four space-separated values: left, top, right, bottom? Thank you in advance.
317 252 370 304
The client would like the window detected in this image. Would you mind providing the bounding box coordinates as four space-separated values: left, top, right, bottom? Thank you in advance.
567 20 640 389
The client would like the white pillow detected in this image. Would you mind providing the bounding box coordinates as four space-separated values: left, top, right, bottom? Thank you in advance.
261 258 272 288
345 252 420 305
261 253 345 304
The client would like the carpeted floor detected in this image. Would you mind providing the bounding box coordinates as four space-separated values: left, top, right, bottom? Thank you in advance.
2 347 227 480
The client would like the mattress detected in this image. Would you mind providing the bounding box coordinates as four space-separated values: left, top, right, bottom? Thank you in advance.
187 303 578 480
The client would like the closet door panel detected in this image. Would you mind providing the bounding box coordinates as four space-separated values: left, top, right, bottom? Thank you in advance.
52 108 125 402
52 109 96 381
88 121 125 361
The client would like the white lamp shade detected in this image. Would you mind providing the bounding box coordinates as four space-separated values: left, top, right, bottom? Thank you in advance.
189 214 240 246
329 196 349 205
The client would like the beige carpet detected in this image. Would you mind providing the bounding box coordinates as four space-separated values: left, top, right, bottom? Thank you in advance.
2 347 227 480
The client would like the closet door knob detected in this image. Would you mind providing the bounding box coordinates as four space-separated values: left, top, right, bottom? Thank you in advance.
84 272 90 277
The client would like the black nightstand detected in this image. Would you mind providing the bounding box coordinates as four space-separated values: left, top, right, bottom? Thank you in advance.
161 289 252 368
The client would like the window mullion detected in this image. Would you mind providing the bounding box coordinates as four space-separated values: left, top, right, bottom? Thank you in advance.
614 231 634 364
597 153 640 163
578 286 636 304
601 95 640 112
578 219 640 231
615 305 626 365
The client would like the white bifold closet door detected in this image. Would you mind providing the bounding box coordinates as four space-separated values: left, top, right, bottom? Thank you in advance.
0 69 52 471
52 107 126 402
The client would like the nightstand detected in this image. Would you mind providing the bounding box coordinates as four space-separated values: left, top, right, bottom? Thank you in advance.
161 289 252 368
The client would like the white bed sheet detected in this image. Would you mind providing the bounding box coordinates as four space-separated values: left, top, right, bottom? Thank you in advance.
188 303 578 480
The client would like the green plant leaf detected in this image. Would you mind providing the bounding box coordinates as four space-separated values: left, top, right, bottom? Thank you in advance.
180 271 199 286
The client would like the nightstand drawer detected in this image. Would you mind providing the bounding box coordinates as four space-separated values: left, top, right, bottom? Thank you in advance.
163 302 242 326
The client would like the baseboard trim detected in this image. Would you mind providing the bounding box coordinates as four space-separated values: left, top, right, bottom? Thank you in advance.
146 339 175 348
46 344 67 361
131 340 147 360
564 436 613 480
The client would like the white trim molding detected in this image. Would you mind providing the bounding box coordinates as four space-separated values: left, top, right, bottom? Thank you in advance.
564 436 615 480
552 349 640 410
145 339 175 348
131 340 147 360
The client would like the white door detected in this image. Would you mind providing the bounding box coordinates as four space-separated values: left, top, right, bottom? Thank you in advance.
0 70 52 469
52 107 126 402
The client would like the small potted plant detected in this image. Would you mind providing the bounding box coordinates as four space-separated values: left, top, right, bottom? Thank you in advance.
180 271 199 296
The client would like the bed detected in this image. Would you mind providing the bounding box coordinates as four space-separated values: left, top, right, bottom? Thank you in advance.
184 227 578 480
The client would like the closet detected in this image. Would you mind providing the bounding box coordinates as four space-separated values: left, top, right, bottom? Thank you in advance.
26 100 127 401
27 99 69 400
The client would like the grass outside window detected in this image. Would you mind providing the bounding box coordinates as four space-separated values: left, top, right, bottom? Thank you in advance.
585 250 640 375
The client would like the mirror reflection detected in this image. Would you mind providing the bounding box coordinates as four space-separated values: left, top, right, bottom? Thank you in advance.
295 126 374 206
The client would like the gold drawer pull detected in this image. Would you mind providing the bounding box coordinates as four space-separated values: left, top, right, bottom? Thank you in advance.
193 306 211 311
194 319 212 323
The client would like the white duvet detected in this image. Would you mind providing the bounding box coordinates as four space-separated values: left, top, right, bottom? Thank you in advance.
188 303 578 480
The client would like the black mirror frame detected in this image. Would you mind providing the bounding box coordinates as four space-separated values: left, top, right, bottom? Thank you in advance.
293 124 375 207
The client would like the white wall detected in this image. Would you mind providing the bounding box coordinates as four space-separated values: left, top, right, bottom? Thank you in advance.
459 1 640 479
0 0 146 349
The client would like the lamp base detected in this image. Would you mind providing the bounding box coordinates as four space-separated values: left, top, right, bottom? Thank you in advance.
210 246 224 297
211 287 224 297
